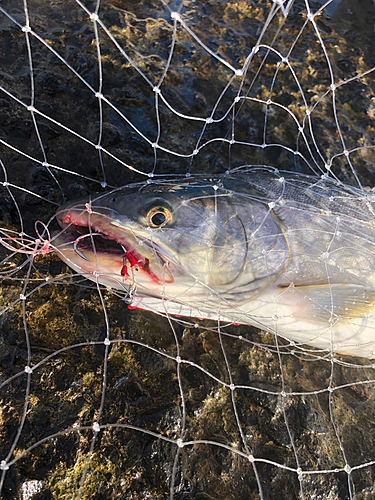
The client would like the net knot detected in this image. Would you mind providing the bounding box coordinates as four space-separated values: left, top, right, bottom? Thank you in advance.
170 12 181 22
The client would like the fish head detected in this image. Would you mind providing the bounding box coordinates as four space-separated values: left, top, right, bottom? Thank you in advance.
53 177 288 305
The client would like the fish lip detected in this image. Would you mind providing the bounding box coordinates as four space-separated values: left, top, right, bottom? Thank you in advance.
55 209 174 284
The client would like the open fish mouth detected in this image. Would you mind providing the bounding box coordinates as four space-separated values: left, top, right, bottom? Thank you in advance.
53 204 175 288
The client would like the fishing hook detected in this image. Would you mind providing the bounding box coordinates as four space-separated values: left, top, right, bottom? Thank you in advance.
73 232 101 262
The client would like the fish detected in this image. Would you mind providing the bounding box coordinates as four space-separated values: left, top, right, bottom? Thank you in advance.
53 166 375 358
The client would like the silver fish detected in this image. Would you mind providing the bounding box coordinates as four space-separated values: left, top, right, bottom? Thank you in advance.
53 166 375 358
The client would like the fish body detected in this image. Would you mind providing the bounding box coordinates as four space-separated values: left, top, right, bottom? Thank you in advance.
54 166 375 358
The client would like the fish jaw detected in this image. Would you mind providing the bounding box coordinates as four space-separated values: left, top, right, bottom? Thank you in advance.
53 228 130 290
53 203 179 294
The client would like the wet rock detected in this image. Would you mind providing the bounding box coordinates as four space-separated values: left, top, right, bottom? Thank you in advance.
36 71 65 95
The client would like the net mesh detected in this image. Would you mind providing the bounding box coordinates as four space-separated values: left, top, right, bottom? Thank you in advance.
1 0 375 498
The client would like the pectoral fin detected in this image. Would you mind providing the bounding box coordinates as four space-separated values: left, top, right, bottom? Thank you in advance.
282 284 375 324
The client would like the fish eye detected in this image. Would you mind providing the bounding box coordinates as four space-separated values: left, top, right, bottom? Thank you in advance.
147 206 172 228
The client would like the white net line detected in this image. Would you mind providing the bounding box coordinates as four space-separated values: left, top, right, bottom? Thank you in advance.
0 0 375 498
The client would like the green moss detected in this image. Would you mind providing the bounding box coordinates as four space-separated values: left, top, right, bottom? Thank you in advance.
82 372 95 388
50 453 121 499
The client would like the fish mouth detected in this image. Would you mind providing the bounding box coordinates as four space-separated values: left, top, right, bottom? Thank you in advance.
53 205 174 286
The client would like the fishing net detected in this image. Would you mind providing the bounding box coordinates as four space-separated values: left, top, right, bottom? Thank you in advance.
1 0 375 498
